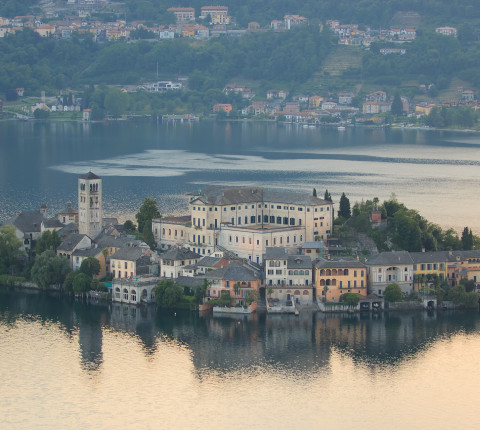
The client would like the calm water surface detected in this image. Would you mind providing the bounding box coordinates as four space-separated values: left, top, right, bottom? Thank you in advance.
1 120 480 231
1 289 480 429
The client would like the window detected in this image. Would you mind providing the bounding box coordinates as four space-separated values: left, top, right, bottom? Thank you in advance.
298 208 303 211
270 216 275 223
283 217 288 225
277 205 281 209
124 262 127 269
264 215 269 223
231 207 235 211
245 216 248 224
354 270 357 277
251 216 256 223
277 216 281 224
290 207 294 210
193 207 196 211
238 217 241 225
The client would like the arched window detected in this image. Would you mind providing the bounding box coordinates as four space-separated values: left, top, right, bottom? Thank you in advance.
131 290 137 302
326 269 331 276
294 270 298 275
303 290 309 295
123 289 128 300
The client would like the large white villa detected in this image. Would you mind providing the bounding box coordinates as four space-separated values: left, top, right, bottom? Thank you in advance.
152 187 333 263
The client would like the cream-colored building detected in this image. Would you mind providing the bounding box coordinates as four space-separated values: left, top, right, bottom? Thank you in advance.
153 187 333 264
78 172 102 239
366 251 414 297
200 6 230 24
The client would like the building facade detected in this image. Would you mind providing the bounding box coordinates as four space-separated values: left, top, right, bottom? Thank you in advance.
153 187 334 264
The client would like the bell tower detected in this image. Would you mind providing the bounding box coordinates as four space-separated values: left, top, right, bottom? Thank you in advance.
78 171 102 238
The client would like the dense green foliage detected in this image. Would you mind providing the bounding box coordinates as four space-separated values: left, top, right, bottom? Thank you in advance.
154 279 184 308
72 272 91 294
79 257 101 278
0 226 24 275
136 197 160 234
340 196 469 253
384 283 403 302
338 193 351 219
31 250 71 289
360 31 480 88
0 0 38 17
448 284 478 308
340 292 360 308
0 26 332 96
425 106 480 129
35 230 61 254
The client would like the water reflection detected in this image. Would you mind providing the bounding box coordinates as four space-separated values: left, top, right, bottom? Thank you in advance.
2 289 479 376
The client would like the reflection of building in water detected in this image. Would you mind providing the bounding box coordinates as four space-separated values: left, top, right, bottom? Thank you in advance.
76 309 104 372
110 303 158 352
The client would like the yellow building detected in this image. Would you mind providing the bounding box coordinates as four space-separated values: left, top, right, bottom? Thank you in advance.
410 251 450 290
110 247 149 279
315 258 367 302
72 248 108 279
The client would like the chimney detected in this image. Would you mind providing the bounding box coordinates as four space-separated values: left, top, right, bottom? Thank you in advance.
40 204 47 215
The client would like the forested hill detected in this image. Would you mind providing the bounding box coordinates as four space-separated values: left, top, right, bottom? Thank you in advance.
0 26 334 94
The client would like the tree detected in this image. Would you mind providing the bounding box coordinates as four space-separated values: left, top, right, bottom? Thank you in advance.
79 257 100 278
136 197 160 234
384 282 402 302
194 279 209 304
63 272 75 293
324 189 332 202
459 278 475 293
34 108 50 119
340 292 360 309
123 220 136 234
313 188 317 197
31 250 71 289
391 93 403 116
339 192 351 219
461 227 473 250
142 222 155 248
0 225 24 275
35 230 61 254
154 279 183 308
72 272 91 294
104 88 129 117
244 290 258 306
233 282 240 297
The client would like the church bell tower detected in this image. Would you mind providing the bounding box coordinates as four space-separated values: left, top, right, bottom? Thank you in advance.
78 171 103 238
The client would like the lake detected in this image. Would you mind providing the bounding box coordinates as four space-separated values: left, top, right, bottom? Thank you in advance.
1 289 480 429
1 120 480 231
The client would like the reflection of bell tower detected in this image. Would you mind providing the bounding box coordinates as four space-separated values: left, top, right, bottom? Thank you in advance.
78 172 102 238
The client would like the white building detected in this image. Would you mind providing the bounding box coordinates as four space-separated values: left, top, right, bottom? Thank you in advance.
153 187 333 264
78 172 102 238
366 251 414 297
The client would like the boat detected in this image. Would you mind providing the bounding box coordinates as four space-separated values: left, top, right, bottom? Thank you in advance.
337 126 346 131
